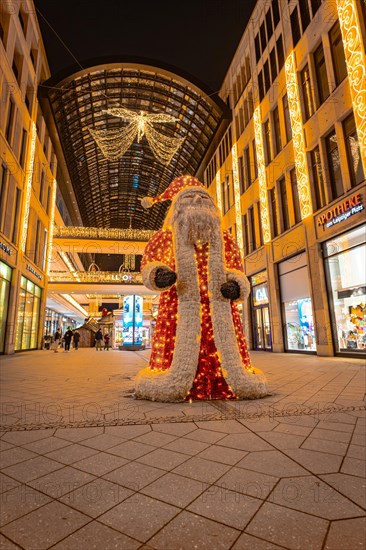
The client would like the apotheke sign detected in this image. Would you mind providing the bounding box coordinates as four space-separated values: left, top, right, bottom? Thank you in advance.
317 194 363 228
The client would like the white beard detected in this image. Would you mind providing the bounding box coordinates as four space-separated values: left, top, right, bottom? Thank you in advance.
172 203 221 245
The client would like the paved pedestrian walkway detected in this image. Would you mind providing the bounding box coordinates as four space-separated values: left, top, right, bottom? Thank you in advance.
0 349 365 549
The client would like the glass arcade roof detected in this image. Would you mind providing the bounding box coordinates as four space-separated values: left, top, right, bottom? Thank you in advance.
43 59 229 230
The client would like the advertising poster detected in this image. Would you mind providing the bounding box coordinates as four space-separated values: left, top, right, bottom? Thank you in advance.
123 295 143 345
134 295 143 345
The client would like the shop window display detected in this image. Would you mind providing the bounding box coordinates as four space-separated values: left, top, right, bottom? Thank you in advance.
279 253 316 352
324 225 366 353
15 276 41 350
0 261 12 353
284 298 316 351
251 271 272 351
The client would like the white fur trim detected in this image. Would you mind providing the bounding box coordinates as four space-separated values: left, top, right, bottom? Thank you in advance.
226 269 250 302
135 237 201 401
141 262 174 292
208 234 269 399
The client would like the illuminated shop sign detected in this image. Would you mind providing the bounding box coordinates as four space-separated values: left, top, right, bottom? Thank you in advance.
26 264 42 280
0 241 12 255
123 295 143 345
253 283 269 306
317 194 363 228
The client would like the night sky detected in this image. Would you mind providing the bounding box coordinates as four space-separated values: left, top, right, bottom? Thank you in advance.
34 0 256 91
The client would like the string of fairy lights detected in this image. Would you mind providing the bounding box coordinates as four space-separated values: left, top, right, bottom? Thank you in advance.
140 230 254 400
284 52 312 220
336 0 366 176
89 107 185 166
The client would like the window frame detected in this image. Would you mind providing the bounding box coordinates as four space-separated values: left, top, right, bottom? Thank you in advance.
329 21 347 87
314 42 330 105
325 129 344 201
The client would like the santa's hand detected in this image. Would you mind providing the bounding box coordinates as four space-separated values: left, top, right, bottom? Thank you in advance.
155 268 177 289
220 280 241 300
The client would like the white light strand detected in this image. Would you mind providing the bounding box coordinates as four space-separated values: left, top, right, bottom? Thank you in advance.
58 251 80 281
53 225 155 240
253 107 271 243
215 170 222 213
336 0 366 175
46 178 57 275
285 52 312 219
21 122 36 253
89 107 185 165
231 143 244 250
49 271 143 284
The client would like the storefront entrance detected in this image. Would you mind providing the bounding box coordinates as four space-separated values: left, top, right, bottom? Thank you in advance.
324 224 365 355
254 306 271 350
251 271 272 351
279 254 316 353
15 276 42 351
0 261 12 354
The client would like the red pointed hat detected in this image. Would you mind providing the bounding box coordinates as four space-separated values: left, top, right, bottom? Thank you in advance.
141 175 205 209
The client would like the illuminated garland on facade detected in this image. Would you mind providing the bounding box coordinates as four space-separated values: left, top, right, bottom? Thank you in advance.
285 52 312 219
215 170 222 212
45 179 57 275
336 0 366 175
20 122 36 253
49 271 143 284
231 143 244 250
253 107 271 243
54 226 155 241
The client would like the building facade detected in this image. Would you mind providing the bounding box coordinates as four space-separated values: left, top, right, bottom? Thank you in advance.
200 0 366 357
0 0 58 353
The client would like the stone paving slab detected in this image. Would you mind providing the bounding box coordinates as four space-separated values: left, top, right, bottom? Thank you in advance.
245 502 329 549
51 521 141 550
0 349 365 549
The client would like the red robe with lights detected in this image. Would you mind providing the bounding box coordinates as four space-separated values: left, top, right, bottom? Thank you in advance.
135 229 269 401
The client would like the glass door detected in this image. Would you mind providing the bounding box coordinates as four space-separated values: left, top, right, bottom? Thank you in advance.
262 306 272 350
0 262 12 353
253 307 272 351
255 309 264 349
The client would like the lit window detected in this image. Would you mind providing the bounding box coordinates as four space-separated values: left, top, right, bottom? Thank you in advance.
343 113 365 187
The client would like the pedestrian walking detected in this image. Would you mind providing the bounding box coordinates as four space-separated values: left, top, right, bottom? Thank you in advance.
95 329 103 351
63 327 73 352
52 328 61 352
104 333 110 351
73 330 81 350
43 334 51 350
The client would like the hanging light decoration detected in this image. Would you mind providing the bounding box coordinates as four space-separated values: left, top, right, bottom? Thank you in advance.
89 107 185 165
231 143 244 251
253 107 271 243
336 0 366 175
285 51 312 220
88 262 100 272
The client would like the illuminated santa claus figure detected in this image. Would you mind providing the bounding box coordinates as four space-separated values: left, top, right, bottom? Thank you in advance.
135 175 269 402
